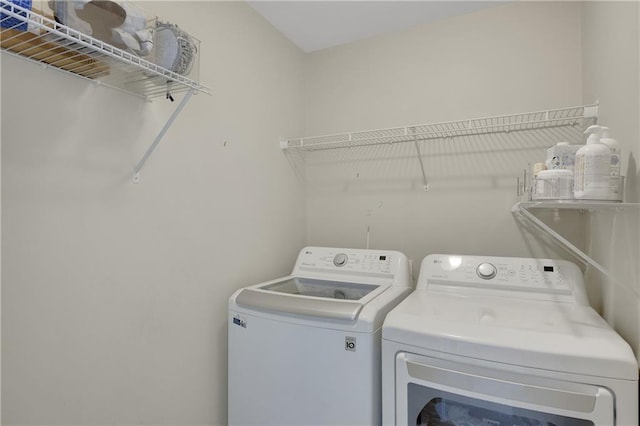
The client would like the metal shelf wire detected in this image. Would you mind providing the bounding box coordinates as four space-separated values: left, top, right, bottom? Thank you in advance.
282 104 598 191
516 200 639 211
283 104 599 151
0 0 211 100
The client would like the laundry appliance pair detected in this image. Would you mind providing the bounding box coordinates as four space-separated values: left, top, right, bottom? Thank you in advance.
228 248 638 426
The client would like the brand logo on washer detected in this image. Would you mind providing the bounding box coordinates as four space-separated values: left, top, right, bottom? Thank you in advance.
233 315 246 328
345 336 356 351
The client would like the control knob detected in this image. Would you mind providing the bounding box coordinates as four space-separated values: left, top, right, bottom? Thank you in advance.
333 253 348 267
476 262 497 280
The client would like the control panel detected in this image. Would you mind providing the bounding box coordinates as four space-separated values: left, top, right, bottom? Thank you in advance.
418 254 587 303
293 247 409 283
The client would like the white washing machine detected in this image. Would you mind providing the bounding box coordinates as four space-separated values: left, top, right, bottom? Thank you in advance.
382 254 638 426
229 246 413 426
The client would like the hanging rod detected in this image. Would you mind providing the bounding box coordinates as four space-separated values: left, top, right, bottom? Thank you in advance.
281 104 599 152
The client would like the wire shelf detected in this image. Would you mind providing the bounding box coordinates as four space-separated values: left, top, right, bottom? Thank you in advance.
0 0 211 100
283 104 598 192
516 200 639 211
512 201 640 298
283 104 599 151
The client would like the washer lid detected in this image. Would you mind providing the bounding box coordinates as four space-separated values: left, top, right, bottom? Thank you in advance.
382 290 638 380
235 277 381 321
261 277 378 300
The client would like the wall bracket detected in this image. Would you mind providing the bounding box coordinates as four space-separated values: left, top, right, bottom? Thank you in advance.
512 201 639 297
133 89 195 183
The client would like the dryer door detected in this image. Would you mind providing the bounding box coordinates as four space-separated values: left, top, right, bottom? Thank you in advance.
396 353 614 426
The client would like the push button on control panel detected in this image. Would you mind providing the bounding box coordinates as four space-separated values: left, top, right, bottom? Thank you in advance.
476 262 497 280
333 253 348 267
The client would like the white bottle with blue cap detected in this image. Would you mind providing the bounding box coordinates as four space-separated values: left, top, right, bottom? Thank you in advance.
574 125 611 200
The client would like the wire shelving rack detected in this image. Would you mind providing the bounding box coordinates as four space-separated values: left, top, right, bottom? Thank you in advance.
0 0 211 100
282 104 599 191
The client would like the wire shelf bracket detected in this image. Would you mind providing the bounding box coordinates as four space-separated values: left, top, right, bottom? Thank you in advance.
511 201 640 298
132 88 194 183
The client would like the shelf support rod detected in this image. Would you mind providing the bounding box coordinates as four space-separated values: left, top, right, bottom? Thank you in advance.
133 89 195 183
411 127 429 191
512 203 638 297
414 141 429 191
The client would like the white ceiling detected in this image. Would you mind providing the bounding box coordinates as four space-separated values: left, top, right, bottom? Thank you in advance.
248 1 502 52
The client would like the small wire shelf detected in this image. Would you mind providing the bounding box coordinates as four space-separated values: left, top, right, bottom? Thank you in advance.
512 201 639 298
283 104 599 151
0 0 211 100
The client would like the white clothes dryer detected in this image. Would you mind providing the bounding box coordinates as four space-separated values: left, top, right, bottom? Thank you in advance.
229 246 413 426
382 254 638 426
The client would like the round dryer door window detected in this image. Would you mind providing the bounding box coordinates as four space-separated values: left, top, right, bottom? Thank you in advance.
395 353 615 426
411 385 596 426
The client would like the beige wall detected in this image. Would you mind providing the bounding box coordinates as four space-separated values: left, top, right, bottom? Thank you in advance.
303 2 583 135
301 1 587 282
1 2 305 424
3 1 639 425
581 1 640 360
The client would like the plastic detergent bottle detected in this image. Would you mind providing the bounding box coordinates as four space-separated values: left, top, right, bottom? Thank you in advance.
599 127 622 198
574 125 611 200
598 127 621 174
